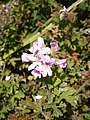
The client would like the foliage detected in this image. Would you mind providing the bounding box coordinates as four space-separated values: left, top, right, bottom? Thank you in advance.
0 0 90 119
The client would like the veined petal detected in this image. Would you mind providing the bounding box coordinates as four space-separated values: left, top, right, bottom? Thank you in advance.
51 58 56 65
47 66 52 76
26 54 37 61
59 63 67 68
42 69 47 77
29 42 38 54
41 47 51 54
28 62 37 71
21 53 30 62
50 42 59 52
56 59 67 68
42 66 52 77
31 69 41 78
38 37 44 48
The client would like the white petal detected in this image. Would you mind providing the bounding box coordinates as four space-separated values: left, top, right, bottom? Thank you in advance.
42 70 47 77
35 95 42 99
56 59 66 64
5 76 10 81
27 54 37 61
28 62 37 71
38 37 44 48
29 42 38 54
47 67 52 76
31 69 41 78
21 53 30 62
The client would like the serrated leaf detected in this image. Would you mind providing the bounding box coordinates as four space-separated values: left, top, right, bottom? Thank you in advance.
54 78 61 87
48 84 53 89
14 92 25 99
22 109 31 114
30 111 41 118
53 108 63 117
58 68 63 73
65 96 77 107
55 88 76 106
54 88 59 96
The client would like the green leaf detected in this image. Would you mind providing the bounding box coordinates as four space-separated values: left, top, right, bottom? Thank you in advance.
30 112 41 118
53 108 63 117
54 78 61 87
79 3 86 10
55 88 77 106
10 91 25 104
22 109 31 114
54 88 59 96
14 92 25 99
58 68 63 73
48 84 53 89
0 113 6 119
65 96 77 107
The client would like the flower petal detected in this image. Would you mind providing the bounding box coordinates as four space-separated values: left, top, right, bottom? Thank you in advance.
5 76 10 81
47 66 52 76
28 62 37 71
31 69 41 78
38 37 44 48
56 59 67 68
50 42 59 52
35 95 42 99
42 69 47 77
27 54 37 61
41 47 51 54
29 42 38 54
21 53 30 62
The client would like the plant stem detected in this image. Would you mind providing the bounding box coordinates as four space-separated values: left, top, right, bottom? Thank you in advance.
0 62 5 82
42 111 49 120
75 77 90 95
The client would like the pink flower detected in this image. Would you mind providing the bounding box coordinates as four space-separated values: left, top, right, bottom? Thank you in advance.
31 64 52 78
21 53 36 62
50 42 59 52
21 37 67 78
41 55 55 77
56 59 67 68
13 1 18 6
28 55 54 78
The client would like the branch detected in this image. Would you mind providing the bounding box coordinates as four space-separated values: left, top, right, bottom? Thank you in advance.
75 77 90 95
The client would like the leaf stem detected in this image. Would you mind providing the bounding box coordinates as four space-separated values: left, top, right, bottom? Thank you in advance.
75 77 90 95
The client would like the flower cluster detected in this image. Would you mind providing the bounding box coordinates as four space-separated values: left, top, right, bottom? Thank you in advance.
21 37 67 78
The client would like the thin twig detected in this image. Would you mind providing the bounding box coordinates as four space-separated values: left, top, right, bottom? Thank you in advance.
75 77 90 95
67 0 85 12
